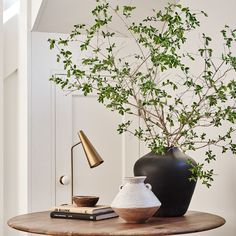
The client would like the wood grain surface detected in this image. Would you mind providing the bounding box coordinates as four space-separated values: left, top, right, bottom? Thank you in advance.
7 211 225 236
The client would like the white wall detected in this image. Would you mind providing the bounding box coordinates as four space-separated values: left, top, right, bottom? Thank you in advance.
30 32 60 212
3 0 17 10
3 14 18 78
17 0 30 215
2 0 31 235
179 0 236 235
30 32 140 211
0 1 4 236
4 71 20 236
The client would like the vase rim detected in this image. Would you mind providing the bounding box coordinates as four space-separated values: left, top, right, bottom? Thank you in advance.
123 176 146 184
150 146 182 154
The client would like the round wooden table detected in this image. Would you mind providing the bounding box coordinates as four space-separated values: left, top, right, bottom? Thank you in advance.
8 211 225 236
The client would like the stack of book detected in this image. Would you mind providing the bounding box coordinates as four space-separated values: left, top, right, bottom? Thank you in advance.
50 204 118 221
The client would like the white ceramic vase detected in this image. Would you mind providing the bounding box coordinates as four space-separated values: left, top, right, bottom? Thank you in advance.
111 176 161 223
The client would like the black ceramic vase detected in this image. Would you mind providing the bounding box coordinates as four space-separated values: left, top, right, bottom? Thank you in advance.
133 147 197 217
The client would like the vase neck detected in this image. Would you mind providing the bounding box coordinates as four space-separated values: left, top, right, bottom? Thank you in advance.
123 176 146 184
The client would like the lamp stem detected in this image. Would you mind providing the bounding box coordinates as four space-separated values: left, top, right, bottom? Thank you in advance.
71 141 81 204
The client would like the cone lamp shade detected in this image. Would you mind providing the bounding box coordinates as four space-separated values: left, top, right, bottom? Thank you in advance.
78 130 104 168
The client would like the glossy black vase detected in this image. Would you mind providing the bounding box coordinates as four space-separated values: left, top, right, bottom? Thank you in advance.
133 147 197 217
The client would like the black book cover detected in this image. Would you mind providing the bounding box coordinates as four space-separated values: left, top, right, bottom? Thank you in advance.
50 211 118 221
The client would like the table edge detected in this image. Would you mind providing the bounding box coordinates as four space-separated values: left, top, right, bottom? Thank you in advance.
7 210 226 236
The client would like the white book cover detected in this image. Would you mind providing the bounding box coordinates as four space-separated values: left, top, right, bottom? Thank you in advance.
51 204 113 214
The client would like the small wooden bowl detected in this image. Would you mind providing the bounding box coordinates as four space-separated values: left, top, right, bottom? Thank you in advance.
72 196 99 207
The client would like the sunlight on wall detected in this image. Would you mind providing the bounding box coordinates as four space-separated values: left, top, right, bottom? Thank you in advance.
3 1 19 24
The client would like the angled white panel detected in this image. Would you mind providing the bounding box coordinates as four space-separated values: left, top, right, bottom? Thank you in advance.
31 0 43 29
32 0 177 34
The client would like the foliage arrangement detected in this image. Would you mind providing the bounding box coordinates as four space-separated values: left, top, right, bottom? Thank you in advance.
48 0 236 187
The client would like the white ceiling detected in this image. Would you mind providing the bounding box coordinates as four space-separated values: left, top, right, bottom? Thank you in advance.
32 0 177 35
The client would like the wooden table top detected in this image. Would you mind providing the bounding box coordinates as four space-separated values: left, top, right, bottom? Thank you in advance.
8 211 225 236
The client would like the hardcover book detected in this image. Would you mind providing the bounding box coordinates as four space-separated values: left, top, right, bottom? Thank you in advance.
51 204 113 214
50 211 118 221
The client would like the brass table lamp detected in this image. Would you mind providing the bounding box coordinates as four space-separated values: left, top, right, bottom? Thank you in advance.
70 130 104 203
